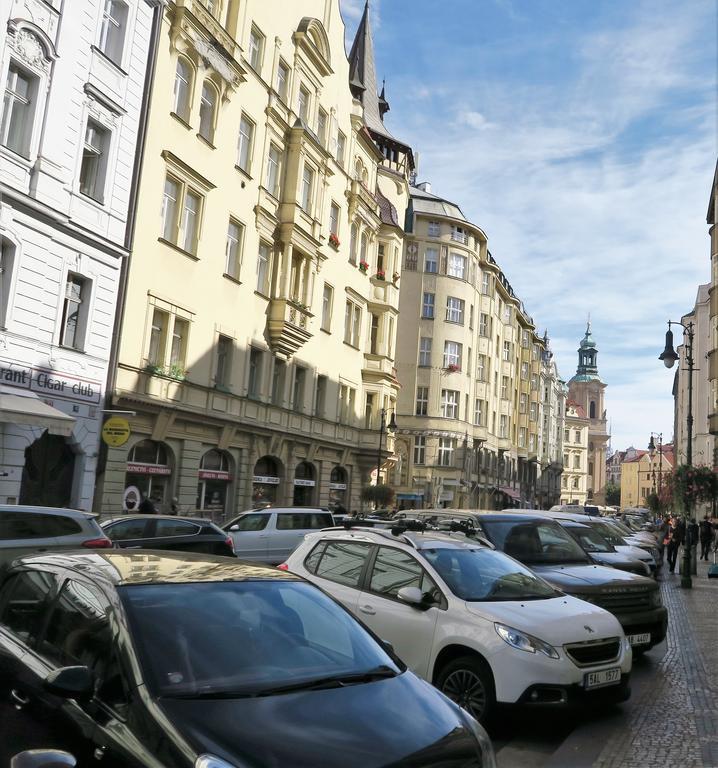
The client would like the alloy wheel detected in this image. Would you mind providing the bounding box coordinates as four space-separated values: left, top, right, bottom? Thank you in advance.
441 668 487 720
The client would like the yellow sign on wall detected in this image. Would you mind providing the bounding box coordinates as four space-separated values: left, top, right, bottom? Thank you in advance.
102 416 131 447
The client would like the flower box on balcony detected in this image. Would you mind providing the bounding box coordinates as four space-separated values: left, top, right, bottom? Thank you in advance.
328 233 340 249
445 364 460 373
375 270 386 281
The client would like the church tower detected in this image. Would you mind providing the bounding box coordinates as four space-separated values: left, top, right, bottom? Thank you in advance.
568 322 609 503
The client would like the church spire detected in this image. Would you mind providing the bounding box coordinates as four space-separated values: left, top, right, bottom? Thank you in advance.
574 322 602 382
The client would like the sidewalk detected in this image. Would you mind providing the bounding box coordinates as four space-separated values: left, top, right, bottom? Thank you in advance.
551 555 718 768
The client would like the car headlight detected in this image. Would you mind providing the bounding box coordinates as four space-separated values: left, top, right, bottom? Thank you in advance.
494 623 559 659
648 590 663 607
460 710 497 768
196 756 240 768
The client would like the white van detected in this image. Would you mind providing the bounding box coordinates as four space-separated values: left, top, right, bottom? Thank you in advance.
222 507 334 564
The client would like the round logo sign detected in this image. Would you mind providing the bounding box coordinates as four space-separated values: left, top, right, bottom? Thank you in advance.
102 416 131 447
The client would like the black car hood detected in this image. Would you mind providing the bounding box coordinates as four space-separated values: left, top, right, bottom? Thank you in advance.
159 673 479 768
530 563 653 592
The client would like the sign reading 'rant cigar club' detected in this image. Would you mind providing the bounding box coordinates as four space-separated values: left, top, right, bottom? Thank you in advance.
0 360 102 404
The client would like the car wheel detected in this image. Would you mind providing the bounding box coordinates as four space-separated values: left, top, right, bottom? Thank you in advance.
436 655 495 723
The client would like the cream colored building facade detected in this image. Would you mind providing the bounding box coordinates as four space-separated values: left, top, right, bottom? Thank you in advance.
392 184 560 510
95 0 413 517
561 401 589 505
707 161 718 442
620 449 674 509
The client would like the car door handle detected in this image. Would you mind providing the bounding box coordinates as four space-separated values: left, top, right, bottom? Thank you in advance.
11 689 29 708
358 605 376 615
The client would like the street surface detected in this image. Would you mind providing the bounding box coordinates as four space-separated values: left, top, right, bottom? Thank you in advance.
493 557 718 767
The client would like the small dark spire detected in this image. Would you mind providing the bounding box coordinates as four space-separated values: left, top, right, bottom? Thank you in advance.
378 78 390 117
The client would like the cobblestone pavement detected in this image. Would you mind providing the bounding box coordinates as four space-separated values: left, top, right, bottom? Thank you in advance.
588 555 718 768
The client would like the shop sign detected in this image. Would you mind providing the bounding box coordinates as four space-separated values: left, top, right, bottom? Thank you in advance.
127 462 172 476
293 479 316 487
439 490 454 502
199 470 232 481
123 486 141 512
328 482 347 490
0 360 102 404
253 475 280 485
101 416 130 447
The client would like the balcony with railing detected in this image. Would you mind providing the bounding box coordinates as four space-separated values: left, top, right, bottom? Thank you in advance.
451 230 469 245
267 299 313 358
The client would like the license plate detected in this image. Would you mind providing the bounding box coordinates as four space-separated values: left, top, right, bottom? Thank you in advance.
584 667 621 689
628 632 651 646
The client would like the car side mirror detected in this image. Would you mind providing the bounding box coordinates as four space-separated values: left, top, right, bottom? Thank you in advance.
229 524 239 532
397 586 425 608
381 639 395 656
11 751 76 768
44 666 94 700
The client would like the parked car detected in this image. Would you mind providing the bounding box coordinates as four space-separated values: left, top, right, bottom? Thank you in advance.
283 523 632 723
101 515 235 557
556 520 651 576
468 512 667 653
222 507 334 564
0 505 111 564
0 550 495 767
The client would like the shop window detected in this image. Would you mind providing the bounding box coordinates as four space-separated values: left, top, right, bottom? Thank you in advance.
125 440 172 511
252 455 281 505
293 461 316 506
197 449 232 521
329 466 348 509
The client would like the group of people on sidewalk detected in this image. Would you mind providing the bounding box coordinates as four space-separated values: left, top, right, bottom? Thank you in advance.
659 514 718 573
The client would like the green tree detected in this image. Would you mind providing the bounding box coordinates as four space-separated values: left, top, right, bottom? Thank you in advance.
604 482 621 506
361 484 395 509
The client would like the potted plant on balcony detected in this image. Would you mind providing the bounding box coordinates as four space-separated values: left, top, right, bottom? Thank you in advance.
375 268 386 281
143 363 164 376
167 364 188 381
445 363 460 373
329 232 340 249
358 260 369 274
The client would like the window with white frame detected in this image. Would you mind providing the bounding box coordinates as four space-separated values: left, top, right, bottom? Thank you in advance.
344 299 361 347
224 218 244 279
237 114 254 173
519 392 527 413
501 376 509 400
502 340 511 361
530 402 537 421
447 252 466 279
276 59 289 101
415 386 428 416
248 25 264 72
1 63 37 158
519 427 527 448
214 334 232 388
173 56 193 121
533 344 541 361
424 247 438 273
443 340 462 369
522 329 530 348
60 273 89 350
441 389 459 419
413 435 426 465
451 225 468 244
148 308 168 366
481 272 490 295
292 366 306 412
161 174 203 255
574 429 581 443
477 354 486 381
427 221 440 237
418 337 432 366
359 232 368 265
98 0 128 66
479 312 489 337
422 292 435 319
256 241 270 294
445 296 464 324
301 163 315 213
336 130 346 166
265 143 282 196
79 119 110 203
317 108 327 147
297 85 310 123
349 222 358 264
147 304 191 374
321 284 333 332
499 414 508 439
520 361 529 380
474 398 485 426
197 81 218 143
503 305 511 323
329 202 340 236
531 373 539 391
170 318 188 371
438 437 455 467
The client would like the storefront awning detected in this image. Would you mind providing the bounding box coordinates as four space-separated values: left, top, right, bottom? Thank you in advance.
397 492 424 500
497 485 521 502
0 386 76 437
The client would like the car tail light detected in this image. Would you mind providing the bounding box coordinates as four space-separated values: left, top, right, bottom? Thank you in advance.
277 563 289 571
225 536 235 554
82 537 113 548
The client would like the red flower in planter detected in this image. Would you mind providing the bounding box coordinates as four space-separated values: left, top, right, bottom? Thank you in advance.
329 232 340 248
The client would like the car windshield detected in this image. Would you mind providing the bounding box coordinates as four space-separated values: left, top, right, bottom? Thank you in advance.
423 547 560 601
480 519 591 565
564 525 614 553
592 520 628 546
119 580 400 698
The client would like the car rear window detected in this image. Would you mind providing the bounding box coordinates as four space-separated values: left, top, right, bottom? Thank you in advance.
105 518 147 541
0 511 82 540
155 520 201 537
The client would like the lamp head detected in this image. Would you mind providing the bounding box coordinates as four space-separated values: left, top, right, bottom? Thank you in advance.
388 411 398 432
648 435 656 457
659 328 678 369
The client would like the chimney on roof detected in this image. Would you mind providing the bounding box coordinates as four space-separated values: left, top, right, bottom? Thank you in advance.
416 181 431 193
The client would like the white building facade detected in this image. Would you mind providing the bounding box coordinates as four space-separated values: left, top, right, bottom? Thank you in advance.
536 339 566 508
0 0 156 508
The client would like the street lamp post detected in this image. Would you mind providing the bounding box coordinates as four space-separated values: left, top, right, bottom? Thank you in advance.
659 321 694 589
376 408 397 486
648 431 663 496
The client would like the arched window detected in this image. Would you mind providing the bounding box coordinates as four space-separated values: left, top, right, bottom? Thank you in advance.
197 449 232 520
293 461 316 506
349 222 358 265
173 56 194 121
252 455 281 505
589 401 596 419
125 440 173 511
198 81 218 142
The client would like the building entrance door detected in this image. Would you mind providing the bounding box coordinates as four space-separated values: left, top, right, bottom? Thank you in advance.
19 430 75 507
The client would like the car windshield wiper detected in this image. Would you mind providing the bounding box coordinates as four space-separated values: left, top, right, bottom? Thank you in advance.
253 665 399 695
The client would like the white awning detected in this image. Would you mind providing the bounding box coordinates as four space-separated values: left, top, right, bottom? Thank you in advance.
0 385 76 437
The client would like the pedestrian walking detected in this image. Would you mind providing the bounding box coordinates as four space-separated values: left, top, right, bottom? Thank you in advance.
700 516 713 561
170 497 180 516
666 519 681 573
688 518 699 573
137 493 157 515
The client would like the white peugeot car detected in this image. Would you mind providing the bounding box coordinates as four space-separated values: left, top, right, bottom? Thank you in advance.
282 523 632 723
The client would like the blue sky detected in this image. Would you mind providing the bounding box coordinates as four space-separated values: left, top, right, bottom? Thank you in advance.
341 0 717 455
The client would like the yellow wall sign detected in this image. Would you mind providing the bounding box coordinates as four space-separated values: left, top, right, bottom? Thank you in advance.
102 416 131 447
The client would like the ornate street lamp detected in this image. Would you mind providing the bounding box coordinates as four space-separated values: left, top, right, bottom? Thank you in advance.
376 408 397 485
648 432 663 496
659 321 694 589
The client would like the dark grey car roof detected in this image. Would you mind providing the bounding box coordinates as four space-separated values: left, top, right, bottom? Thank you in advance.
0 505 96 520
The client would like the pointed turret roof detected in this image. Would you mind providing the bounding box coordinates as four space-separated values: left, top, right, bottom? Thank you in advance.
347 2 395 141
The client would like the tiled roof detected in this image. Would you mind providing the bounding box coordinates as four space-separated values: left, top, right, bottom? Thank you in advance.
375 187 400 227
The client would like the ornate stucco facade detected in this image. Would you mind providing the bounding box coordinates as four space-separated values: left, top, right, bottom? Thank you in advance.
95 0 413 517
